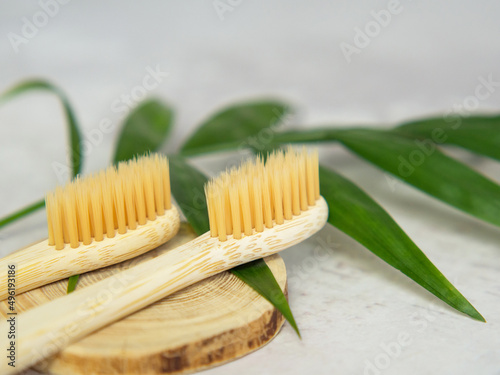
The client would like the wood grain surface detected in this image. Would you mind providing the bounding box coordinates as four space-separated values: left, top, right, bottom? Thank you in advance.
0 223 288 375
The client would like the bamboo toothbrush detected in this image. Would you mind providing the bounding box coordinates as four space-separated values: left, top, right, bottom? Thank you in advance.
1 147 328 375
0 154 180 301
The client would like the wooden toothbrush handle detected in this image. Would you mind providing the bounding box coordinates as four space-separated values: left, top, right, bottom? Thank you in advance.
1 197 328 374
0 208 180 301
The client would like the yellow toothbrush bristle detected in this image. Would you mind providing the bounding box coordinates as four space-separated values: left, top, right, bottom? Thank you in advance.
205 147 320 242
45 154 171 250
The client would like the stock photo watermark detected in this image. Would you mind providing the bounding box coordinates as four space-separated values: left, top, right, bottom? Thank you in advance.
213 0 243 21
444 74 499 122
7 0 71 53
385 73 500 191
5 264 17 370
51 64 169 182
340 0 403 63
237 106 292 148
287 235 338 290
363 301 446 375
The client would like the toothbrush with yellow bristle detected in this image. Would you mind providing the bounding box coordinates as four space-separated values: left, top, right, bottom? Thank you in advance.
0 154 180 301
1 147 328 375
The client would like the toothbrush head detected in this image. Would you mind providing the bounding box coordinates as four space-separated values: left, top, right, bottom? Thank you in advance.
45 154 172 249
205 147 320 241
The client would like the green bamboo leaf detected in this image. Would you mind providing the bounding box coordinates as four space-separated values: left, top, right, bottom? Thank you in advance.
320 165 484 321
113 99 173 164
0 80 83 229
230 260 300 336
396 114 500 161
271 127 500 228
334 128 500 228
180 100 290 155
271 114 500 162
272 128 343 144
0 200 45 229
67 275 79 293
169 155 300 335
169 155 211 235
1 79 82 177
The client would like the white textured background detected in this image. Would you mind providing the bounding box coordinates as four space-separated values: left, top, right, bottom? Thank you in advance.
1 1 500 374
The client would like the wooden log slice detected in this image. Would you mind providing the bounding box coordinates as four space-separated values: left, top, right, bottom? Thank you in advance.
0 223 287 375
